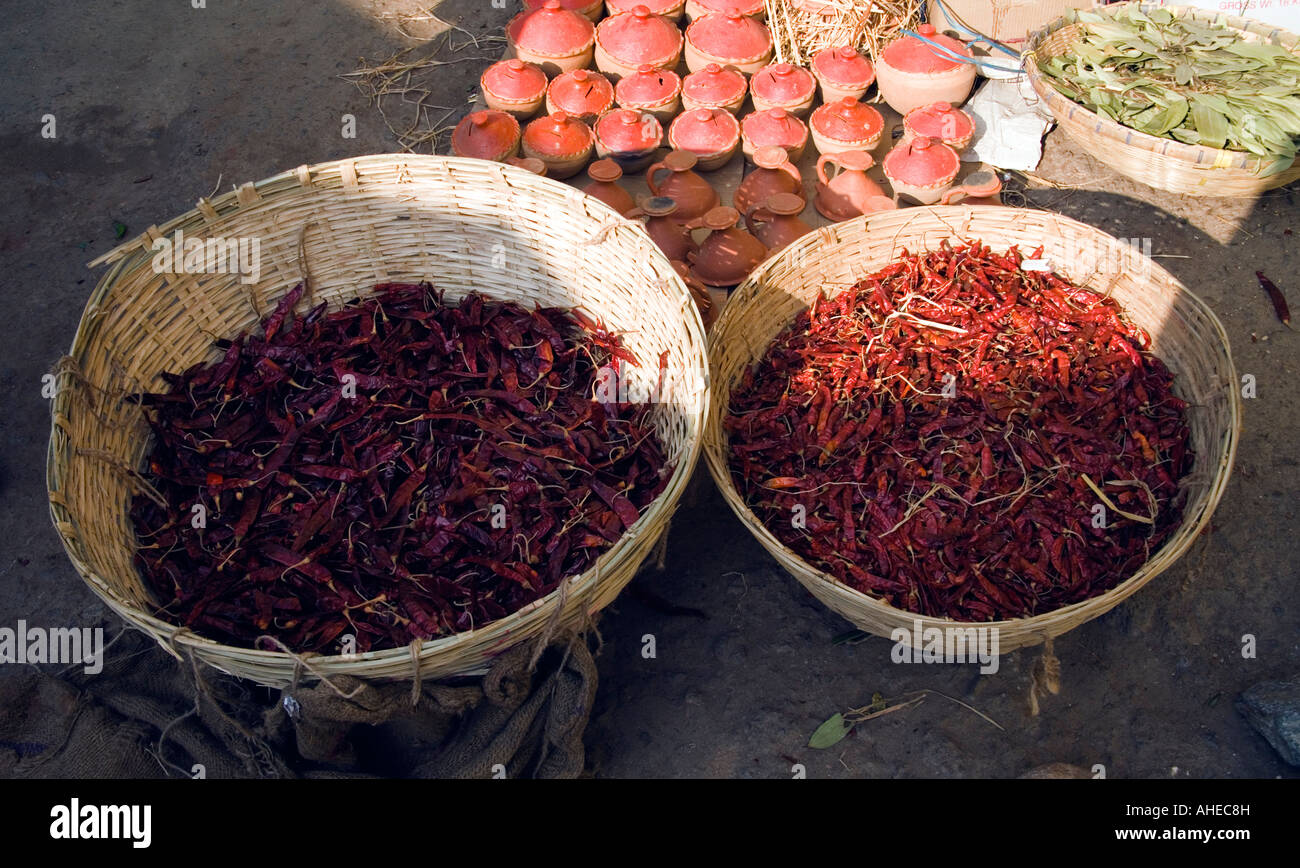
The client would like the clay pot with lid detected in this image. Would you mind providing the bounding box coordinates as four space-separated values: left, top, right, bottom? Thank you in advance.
686 206 768 287
685 0 765 22
521 111 595 179
809 97 884 156
645 150 719 221
902 101 975 153
811 45 875 104
815 150 894 221
750 63 817 116
607 0 685 21
581 159 638 216
630 196 700 261
507 1 597 76
451 110 521 162
545 70 615 124
684 12 773 74
594 7 684 80
745 192 812 253
734 144 803 215
882 135 961 204
524 0 605 21
680 63 748 115
480 59 548 120
740 108 809 161
876 23 976 115
593 108 664 173
668 107 741 171
615 64 682 123
507 156 549 176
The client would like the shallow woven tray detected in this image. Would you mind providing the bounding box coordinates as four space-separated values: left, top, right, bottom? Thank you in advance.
48 155 709 688
704 206 1239 652
1024 2 1300 197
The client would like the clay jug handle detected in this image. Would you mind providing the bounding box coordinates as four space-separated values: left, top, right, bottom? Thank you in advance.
744 203 772 234
646 161 670 196
816 154 838 186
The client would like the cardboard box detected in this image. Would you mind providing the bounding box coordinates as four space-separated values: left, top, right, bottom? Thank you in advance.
927 0 1102 45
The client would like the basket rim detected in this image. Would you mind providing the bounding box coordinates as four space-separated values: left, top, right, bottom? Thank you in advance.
50 153 711 676
703 205 1241 639
1023 1 1300 177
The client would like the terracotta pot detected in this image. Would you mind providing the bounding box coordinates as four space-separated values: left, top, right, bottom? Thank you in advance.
670 259 717 329
581 159 638 215
938 169 1002 206
749 63 817 116
645 150 719 222
902 101 975 153
734 144 803 215
739 108 808 161
680 63 748 115
809 96 884 156
451 110 521 162
686 205 768 287
480 59 548 120
545 69 615 124
668 107 741 171
594 7 684 80
811 45 875 104
684 0 765 22
507 1 597 76
524 0 605 21
684 12 772 74
745 192 812 252
876 23 976 115
814 150 893 221
882 135 960 204
593 108 664 173
631 196 700 261
615 63 683 123
521 111 596 179
507 156 549 176
607 0 685 21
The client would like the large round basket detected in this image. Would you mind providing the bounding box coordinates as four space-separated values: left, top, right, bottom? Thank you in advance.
1024 2 1300 197
48 155 709 688
703 206 1239 653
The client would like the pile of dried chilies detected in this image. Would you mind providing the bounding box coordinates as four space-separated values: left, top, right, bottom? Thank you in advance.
131 283 670 653
726 242 1192 621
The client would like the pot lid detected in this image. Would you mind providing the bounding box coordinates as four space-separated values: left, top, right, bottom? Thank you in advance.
508 1 596 56
616 64 682 105
523 111 595 155
587 158 624 183
752 144 791 169
482 59 548 101
548 69 615 115
452 110 521 158
883 136 960 186
811 97 883 143
608 0 681 14
741 108 807 149
751 63 816 103
692 0 764 16
702 205 740 230
880 23 970 74
812 45 875 88
640 195 680 217
595 108 663 151
670 107 741 153
682 62 747 104
762 192 805 215
596 7 684 65
687 12 772 63
904 102 973 141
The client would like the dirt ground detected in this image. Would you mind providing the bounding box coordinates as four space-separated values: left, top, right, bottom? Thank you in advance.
1 1 1295 778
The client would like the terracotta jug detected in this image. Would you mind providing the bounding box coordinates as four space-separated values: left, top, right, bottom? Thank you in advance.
646 150 720 221
686 206 768 287
670 260 717 329
745 192 813 252
629 196 699 261
582 159 638 215
815 150 894 221
734 145 804 216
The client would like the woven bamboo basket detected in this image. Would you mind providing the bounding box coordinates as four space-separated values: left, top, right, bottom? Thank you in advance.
1024 3 1300 197
48 154 709 688
703 206 1239 653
